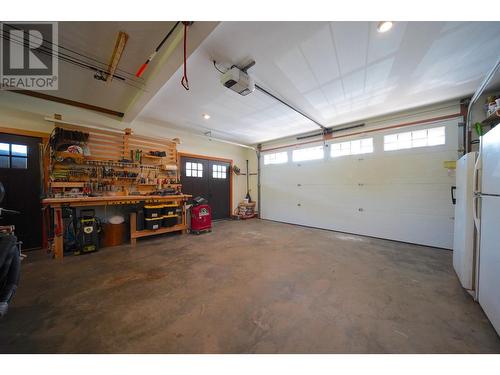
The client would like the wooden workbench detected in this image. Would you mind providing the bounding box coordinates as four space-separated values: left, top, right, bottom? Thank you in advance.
42 194 191 259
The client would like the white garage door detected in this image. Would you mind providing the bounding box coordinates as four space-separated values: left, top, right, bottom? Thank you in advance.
261 118 460 249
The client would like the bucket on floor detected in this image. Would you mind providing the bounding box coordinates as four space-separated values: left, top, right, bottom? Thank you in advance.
101 222 126 247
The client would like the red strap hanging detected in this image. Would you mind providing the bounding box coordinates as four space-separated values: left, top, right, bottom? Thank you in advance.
181 23 189 91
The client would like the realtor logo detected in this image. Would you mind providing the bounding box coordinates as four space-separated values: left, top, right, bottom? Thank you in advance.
0 22 58 90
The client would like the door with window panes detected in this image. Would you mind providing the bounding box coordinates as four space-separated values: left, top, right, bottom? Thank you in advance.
0 133 42 249
180 156 231 220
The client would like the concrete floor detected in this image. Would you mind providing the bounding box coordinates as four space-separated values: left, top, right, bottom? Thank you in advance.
0 219 499 353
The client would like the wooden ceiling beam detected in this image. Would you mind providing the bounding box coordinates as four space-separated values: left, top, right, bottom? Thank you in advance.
107 31 129 83
11 90 124 118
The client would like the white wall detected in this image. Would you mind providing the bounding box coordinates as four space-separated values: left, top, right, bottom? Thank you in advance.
0 91 258 212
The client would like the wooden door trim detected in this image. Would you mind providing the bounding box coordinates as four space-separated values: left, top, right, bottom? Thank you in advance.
178 152 232 163
179 152 233 218
0 126 49 141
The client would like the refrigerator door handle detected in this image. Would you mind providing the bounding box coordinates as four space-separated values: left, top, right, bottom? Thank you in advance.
473 147 482 194
451 186 457 205
473 194 481 231
472 148 482 232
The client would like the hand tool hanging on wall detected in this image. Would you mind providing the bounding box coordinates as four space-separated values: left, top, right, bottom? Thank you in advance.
245 159 252 202
135 21 181 78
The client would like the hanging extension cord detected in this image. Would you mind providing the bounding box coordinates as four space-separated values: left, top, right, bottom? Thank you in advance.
181 21 194 91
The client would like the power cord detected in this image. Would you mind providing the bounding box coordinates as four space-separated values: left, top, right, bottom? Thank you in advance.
181 22 193 90
213 60 227 74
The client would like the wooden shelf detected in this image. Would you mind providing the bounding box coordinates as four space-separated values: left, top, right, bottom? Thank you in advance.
129 208 187 245
85 159 140 168
162 164 178 171
481 109 500 127
131 223 186 239
50 181 85 188
55 151 85 158
142 154 165 159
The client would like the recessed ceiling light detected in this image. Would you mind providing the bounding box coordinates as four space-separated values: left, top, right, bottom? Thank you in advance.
377 21 393 33
202 114 211 120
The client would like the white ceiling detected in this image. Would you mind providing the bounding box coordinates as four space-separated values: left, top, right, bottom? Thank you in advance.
137 21 500 144
40 21 177 113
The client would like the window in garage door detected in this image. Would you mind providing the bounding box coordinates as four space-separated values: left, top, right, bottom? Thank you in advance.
264 151 288 165
331 138 373 157
292 146 324 162
384 126 445 151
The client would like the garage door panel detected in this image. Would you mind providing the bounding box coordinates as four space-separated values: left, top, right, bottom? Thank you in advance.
261 119 459 249
262 164 298 185
261 184 299 219
354 210 453 248
295 161 359 184
359 183 454 216
287 205 452 249
359 150 455 184
292 198 361 233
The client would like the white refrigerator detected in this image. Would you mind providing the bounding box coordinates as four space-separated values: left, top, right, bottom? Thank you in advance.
475 124 500 335
453 152 477 296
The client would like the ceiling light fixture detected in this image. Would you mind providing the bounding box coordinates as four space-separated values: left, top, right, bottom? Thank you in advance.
377 21 393 33
202 114 211 120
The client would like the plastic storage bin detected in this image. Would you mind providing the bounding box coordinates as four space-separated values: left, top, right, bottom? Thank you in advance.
144 205 162 219
161 204 178 216
145 217 162 230
162 215 178 227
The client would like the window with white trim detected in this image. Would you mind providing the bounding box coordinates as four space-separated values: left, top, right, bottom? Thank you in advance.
263 151 288 165
330 138 373 157
185 162 203 177
384 126 445 151
292 146 324 162
212 164 227 179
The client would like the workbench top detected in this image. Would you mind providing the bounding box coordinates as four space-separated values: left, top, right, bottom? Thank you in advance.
42 194 192 205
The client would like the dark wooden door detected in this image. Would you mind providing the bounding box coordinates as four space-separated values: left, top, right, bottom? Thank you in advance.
208 160 230 220
180 156 210 202
180 156 231 220
0 133 42 249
